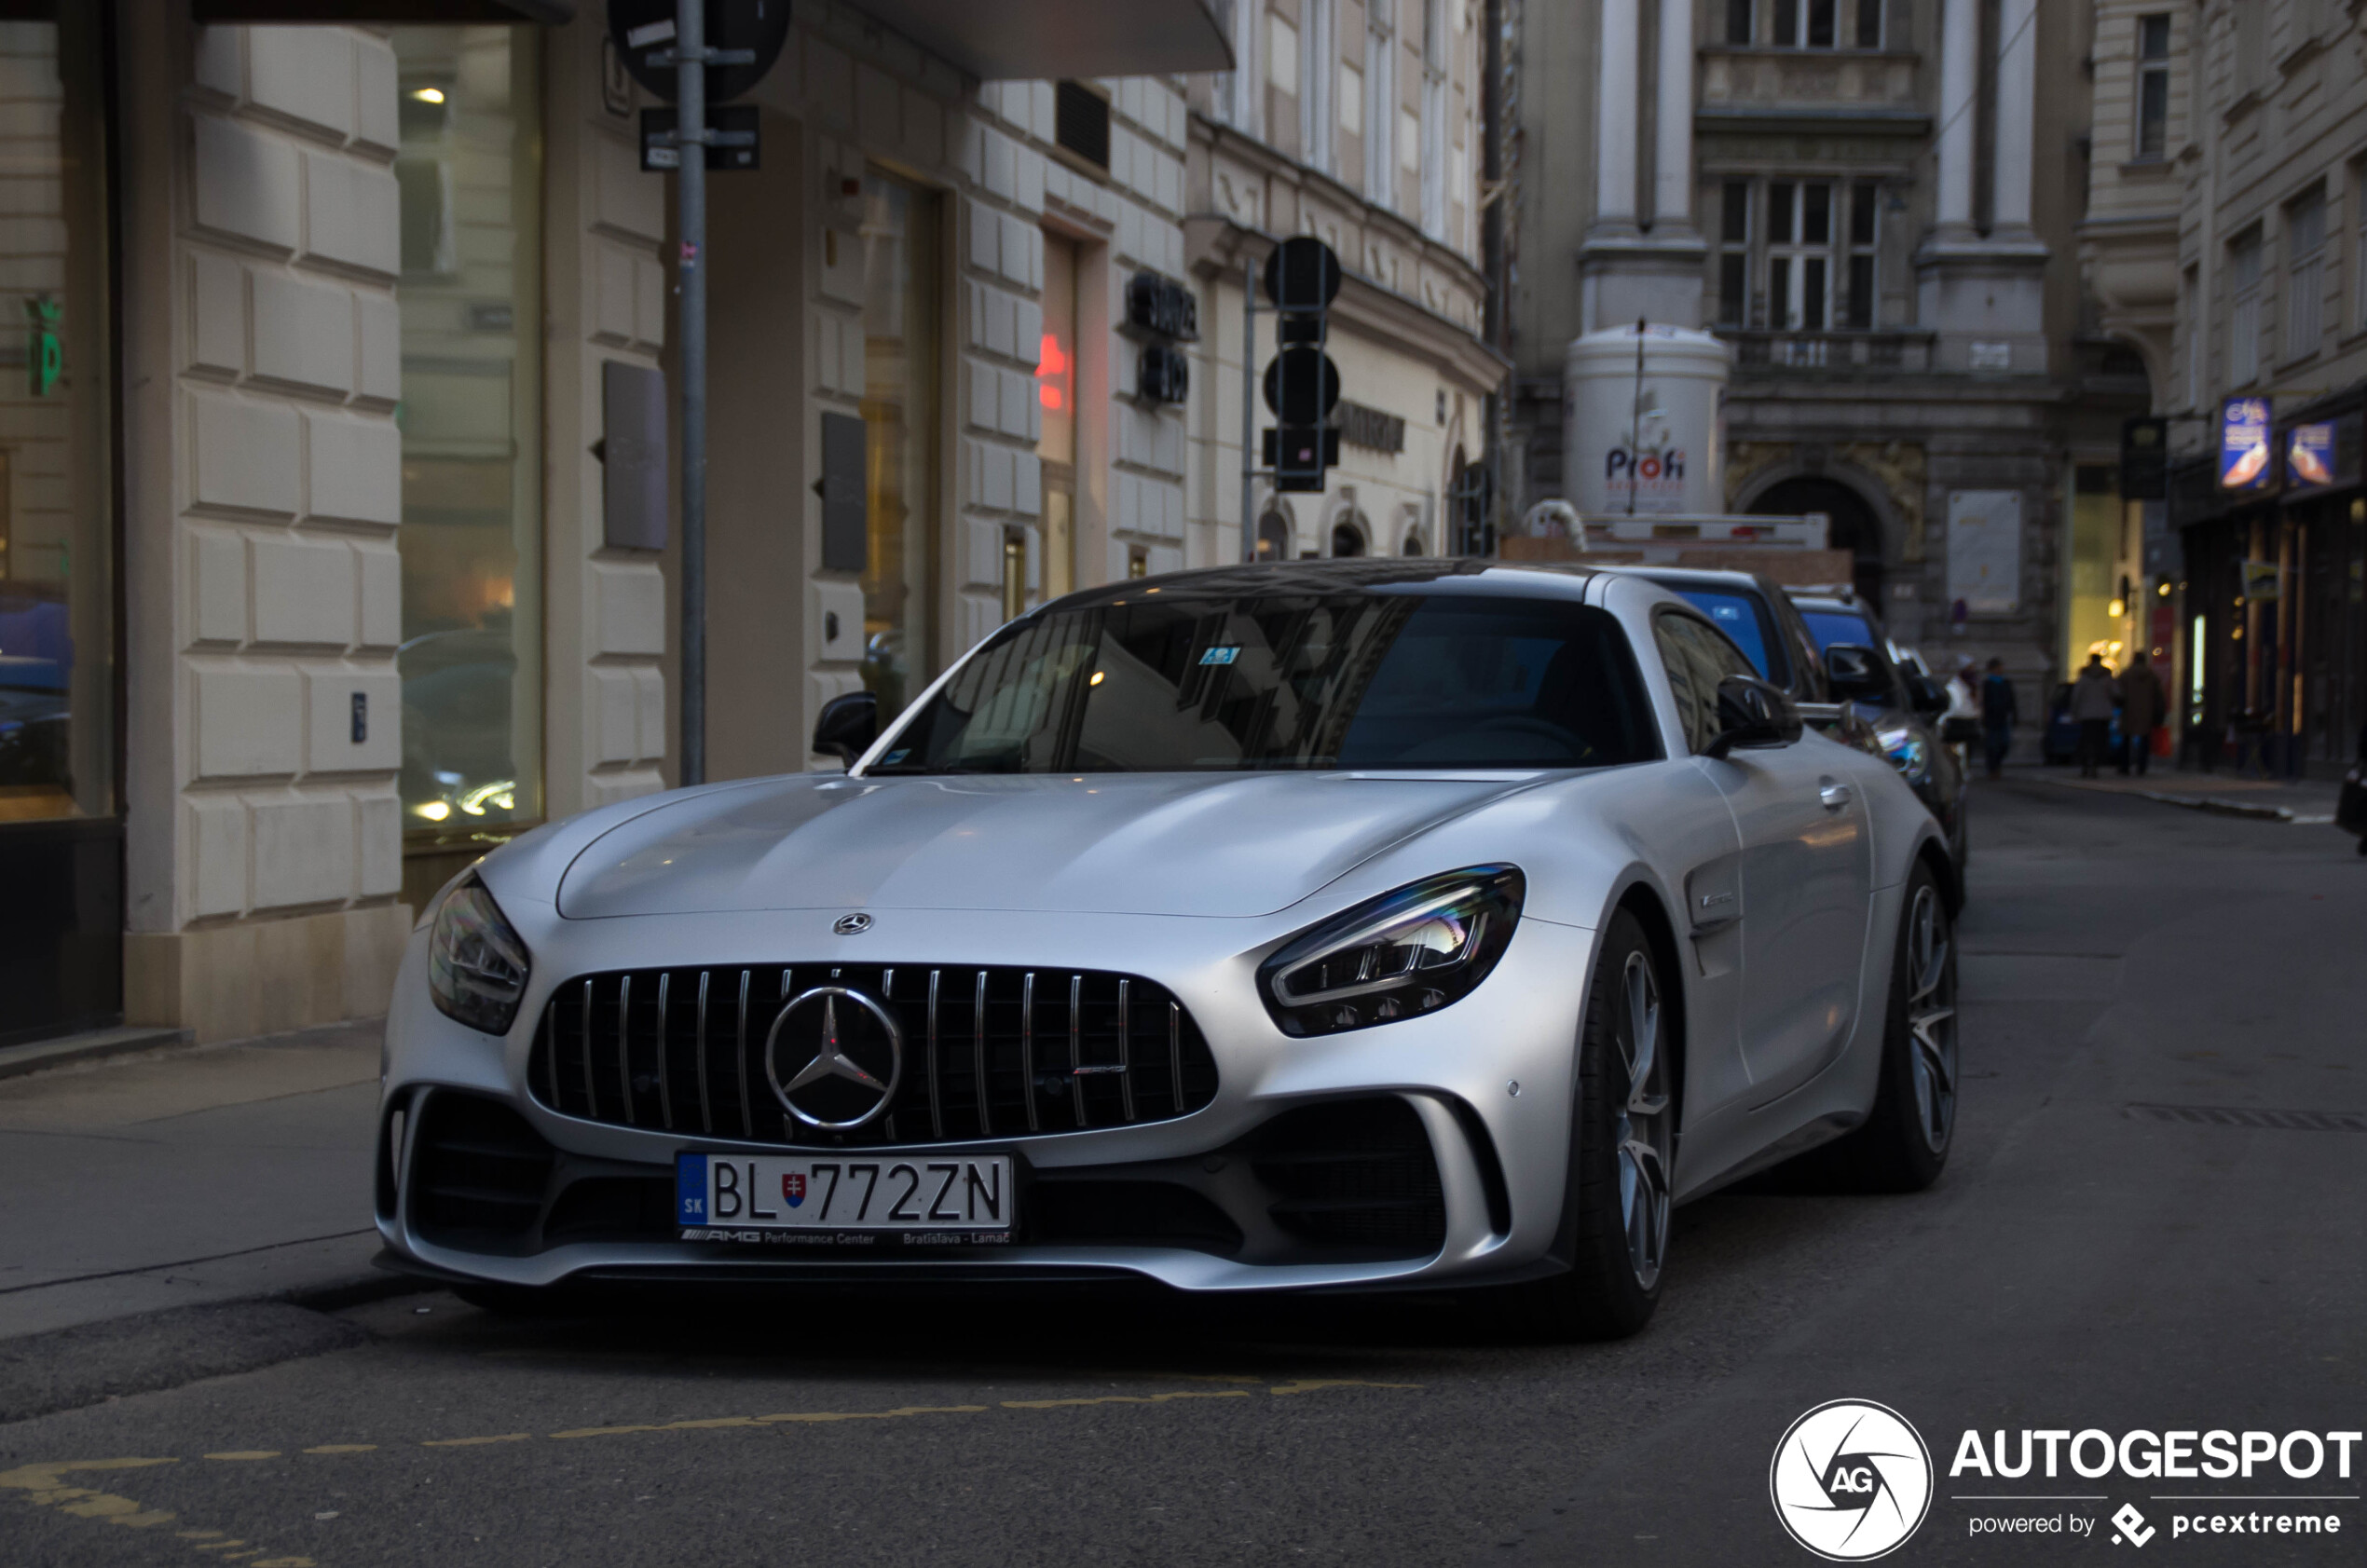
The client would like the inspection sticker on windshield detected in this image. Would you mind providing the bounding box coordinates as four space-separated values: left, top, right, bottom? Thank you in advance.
1199 646 1241 665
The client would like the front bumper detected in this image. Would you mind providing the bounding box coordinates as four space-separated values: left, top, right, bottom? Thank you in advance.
376 904 1600 1293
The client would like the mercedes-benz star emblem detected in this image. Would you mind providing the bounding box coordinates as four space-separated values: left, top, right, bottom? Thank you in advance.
763 986 903 1130
832 912 873 935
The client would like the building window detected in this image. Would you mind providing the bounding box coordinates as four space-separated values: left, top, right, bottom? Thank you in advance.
1419 0 1450 237
1768 0 1877 48
0 9 110 826
2228 228 2264 388
2287 190 2326 361
2234 3 2264 97
1845 181 1880 329
2135 14 2170 159
1255 509 1293 562
1717 180 1751 325
1725 0 1754 45
1765 180 1835 330
856 170 943 719
393 26 542 837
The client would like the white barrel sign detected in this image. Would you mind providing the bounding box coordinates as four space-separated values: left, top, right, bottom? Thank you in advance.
1564 323 1731 517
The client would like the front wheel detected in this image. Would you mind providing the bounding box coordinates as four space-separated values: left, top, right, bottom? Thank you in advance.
1816 864 1959 1192
1499 909 1674 1340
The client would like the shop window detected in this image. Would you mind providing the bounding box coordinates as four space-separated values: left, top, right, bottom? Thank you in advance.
856 170 943 719
1036 230 1080 601
1255 510 1293 562
2135 14 2170 159
0 10 111 825
1332 518 1368 557
392 26 542 839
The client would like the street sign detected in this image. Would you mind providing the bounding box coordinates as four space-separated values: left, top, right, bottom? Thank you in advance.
641 104 759 170
609 0 789 103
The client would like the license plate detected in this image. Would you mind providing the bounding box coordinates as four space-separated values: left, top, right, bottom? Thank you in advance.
676 1153 1014 1243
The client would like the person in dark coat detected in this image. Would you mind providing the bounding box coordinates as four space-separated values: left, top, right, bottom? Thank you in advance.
2070 653 2119 779
2117 650 2166 777
1979 658 2018 779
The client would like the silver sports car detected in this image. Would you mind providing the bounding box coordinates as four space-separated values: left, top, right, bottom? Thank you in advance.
380 559 1960 1337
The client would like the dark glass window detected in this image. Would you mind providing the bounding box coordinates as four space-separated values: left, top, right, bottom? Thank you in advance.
1668 589 1789 686
871 594 1660 773
1726 0 1755 46
1854 0 1882 48
1850 180 1878 245
1802 183 1831 244
1807 0 1835 48
1847 254 1877 330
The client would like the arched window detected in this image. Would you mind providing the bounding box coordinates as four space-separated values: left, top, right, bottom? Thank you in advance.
1331 515 1368 556
1401 529 1425 555
1255 509 1293 561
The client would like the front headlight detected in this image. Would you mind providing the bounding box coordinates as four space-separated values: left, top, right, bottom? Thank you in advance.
1875 724 1932 786
427 875 531 1035
1259 866 1524 1037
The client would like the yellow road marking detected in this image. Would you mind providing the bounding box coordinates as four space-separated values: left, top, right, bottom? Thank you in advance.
1002 1390 1254 1410
1268 1378 1425 1396
301 1445 375 1455
419 1433 530 1447
204 1452 280 1461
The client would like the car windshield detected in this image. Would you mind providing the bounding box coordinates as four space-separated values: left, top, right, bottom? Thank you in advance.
1667 588 1786 686
1800 607 1882 654
869 593 1659 773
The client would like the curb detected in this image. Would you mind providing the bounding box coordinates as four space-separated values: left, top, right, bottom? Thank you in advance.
0 1026 196 1083
2030 775 2337 825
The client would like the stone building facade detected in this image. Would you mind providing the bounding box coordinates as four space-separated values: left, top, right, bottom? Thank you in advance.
6 0 1231 1048
1503 0 2141 693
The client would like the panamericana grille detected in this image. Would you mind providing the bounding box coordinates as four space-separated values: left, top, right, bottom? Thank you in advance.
527 964 1217 1147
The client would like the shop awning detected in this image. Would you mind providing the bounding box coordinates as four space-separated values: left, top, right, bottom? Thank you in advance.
191 1 577 21
841 0 1232 79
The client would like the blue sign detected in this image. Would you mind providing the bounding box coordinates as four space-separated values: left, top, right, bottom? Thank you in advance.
2220 397 2273 490
2286 421 2336 489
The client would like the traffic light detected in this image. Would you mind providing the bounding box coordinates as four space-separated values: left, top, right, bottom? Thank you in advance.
1260 237 1342 493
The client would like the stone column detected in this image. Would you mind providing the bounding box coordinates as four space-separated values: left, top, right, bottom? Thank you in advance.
1991 0 2038 235
1595 0 1639 232
1651 0 1693 230
1933 0 1978 239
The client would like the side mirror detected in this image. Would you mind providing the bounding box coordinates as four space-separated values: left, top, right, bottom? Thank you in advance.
1704 675 1803 758
812 689 878 767
1824 643 1893 706
1905 673 1951 720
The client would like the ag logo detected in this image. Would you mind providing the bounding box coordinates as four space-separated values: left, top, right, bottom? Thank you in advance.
1770 1399 1934 1561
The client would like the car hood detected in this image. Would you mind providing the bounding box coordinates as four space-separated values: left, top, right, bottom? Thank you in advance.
555 770 1551 920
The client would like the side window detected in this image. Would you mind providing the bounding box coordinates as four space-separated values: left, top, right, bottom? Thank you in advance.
1651 612 1724 753
1694 618 1761 684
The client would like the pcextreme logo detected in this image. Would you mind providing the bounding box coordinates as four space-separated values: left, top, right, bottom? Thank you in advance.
1770 1399 1936 1561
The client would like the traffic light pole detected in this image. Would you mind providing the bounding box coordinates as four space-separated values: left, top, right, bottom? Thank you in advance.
1240 252 1256 564
676 0 708 786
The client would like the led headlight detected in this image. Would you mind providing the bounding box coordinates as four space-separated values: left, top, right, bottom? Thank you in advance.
1259 866 1524 1037
1875 724 1932 786
427 875 530 1035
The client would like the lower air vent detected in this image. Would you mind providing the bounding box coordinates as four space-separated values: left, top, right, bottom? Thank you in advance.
544 1176 676 1246
1249 1098 1446 1261
409 1092 554 1254
1027 1180 1244 1256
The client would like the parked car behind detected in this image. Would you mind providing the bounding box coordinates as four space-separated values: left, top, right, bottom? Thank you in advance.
1789 593 1968 873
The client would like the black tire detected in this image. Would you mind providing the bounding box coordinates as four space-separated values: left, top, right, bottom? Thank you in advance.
1813 863 1958 1193
1500 909 1674 1340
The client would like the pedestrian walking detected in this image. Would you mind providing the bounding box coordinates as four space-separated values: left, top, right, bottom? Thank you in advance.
2070 652 2119 779
1979 658 2018 779
1941 657 1982 770
2118 650 2166 777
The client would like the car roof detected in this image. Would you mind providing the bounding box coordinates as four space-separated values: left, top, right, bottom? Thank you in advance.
1596 565 1780 593
1042 556 1608 612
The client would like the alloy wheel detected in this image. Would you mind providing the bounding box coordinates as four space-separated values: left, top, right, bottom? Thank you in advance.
1613 948 1673 1290
1904 884 1958 1153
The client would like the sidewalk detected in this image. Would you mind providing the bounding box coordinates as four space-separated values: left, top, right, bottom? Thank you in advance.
2005 762 2346 825
0 1019 411 1343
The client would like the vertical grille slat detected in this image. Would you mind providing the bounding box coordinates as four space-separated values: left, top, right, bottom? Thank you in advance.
926 970 944 1140
654 972 674 1130
694 971 713 1137
530 963 1215 1148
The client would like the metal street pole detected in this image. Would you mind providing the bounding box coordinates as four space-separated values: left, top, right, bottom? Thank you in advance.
677 0 708 786
1240 252 1257 564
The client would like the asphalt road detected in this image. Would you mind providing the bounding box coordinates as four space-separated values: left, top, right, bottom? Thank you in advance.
5 780 2361 1568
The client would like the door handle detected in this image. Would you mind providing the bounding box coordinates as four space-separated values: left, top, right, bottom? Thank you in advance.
1819 781 1854 811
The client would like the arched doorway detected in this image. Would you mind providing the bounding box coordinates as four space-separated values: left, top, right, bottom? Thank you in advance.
1746 476 1887 605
